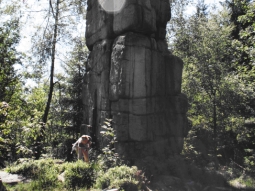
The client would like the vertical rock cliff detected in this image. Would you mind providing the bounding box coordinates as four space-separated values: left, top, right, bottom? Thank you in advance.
83 0 189 162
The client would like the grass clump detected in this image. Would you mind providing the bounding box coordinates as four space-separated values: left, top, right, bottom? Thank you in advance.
6 158 57 177
5 157 145 191
95 165 140 191
243 176 255 188
6 158 39 177
6 158 60 190
229 175 255 188
6 159 100 191
63 160 97 189
4 118 149 191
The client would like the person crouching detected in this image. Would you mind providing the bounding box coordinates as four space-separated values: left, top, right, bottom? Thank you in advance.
72 135 92 163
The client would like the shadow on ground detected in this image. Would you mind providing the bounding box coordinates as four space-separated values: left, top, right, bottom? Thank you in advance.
134 155 255 191
0 180 7 191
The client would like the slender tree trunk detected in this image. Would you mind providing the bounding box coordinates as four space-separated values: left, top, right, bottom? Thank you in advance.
34 0 60 160
213 91 219 169
43 0 60 124
213 94 217 141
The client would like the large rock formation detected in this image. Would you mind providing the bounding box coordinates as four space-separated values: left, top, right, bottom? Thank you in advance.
83 0 189 162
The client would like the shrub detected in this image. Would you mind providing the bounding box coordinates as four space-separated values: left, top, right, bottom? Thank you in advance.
239 175 255 188
6 158 39 177
6 158 57 176
63 160 96 189
34 162 58 189
94 165 140 190
98 118 123 170
6 158 59 190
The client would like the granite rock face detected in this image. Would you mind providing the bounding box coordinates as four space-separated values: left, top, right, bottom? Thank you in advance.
86 0 170 49
83 0 189 160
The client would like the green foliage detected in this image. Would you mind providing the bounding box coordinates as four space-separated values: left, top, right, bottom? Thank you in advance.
63 160 96 189
0 19 50 162
98 118 123 169
0 19 21 101
0 83 49 162
53 37 88 142
241 176 255 188
0 102 9 156
95 165 140 190
5 157 149 191
229 175 255 188
3 116 148 190
0 0 89 162
7 158 56 177
0 18 23 161
7 159 96 190
0 19 21 103
169 0 255 171
6 158 59 190
4 182 35 191
231 1 255 83
172 5 237 155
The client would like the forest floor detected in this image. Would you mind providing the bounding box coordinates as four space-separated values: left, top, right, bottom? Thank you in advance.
1 169 254 191
1 159 255 191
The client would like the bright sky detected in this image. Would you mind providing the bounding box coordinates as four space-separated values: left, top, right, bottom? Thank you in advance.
15 0 86 86
16 0 223 50
186 0 224 15
205 0 223 5
16 0 224 51
14 0 224 87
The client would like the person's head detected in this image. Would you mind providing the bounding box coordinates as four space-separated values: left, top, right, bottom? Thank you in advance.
81 135 90 143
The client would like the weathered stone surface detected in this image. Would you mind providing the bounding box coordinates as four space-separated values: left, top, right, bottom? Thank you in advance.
113 0 171 38
150 0 171 39
85 0 171 49
111 95 187 116
165 54 184 95
109 33 152 99
83 40 112 110
113 0 157 35
85 0 114 50
108 32 188 157
83 0 189 162
109 32 183 101
150 0 171 27
82 39 112 135
112 112 129 141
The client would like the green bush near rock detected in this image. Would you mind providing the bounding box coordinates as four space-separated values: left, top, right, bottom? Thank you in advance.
4 158 144 191
6 158 59 190
63 160 97 189
6 158 58 176
94 165 140 190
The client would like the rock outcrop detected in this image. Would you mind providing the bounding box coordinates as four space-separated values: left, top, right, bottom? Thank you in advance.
83 0 189 162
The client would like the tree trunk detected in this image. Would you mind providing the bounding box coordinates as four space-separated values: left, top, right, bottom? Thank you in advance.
213 91 219 169
34 0 60 160
42 0 60 124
